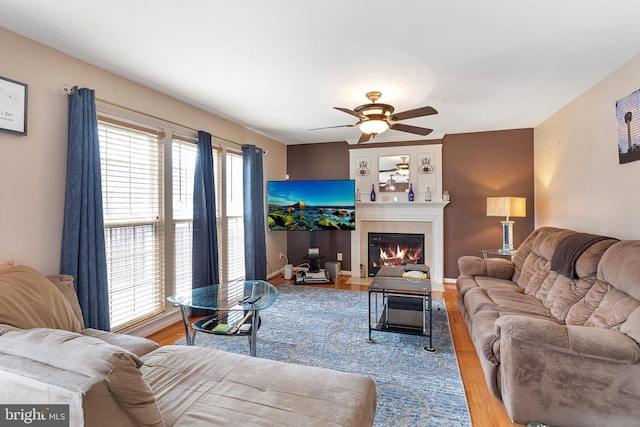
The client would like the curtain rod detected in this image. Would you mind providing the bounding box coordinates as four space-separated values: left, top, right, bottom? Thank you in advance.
62 84 255 150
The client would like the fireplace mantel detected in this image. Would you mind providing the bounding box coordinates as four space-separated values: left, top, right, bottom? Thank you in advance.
355 201 448 218
351 201 448 284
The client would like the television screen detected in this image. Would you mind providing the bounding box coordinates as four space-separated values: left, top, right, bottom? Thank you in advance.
267 179 356 231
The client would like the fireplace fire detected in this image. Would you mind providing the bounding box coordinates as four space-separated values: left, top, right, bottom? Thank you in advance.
368 232 424 276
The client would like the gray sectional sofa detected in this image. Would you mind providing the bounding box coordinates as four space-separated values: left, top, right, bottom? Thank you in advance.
457 226 640 427
0 264 376 426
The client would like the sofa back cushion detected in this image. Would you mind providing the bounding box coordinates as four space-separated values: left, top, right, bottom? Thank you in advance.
0 265 83 332
0 328 165 426
516 227 572 295
566 241 640 344
510 227 544 284
514 228 618 321
46 274 85 329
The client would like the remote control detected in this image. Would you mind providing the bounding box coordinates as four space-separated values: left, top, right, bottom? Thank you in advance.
244 295 262 304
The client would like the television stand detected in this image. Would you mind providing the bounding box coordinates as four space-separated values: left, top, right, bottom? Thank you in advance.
295 269 333 285
303 254 323 272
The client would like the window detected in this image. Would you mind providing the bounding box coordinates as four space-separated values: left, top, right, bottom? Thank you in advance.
98 117 164 330
99 114 245 331
172 137 197 297
223 152 245 282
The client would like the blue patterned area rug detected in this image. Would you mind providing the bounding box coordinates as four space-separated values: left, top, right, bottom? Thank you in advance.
178 285 471 427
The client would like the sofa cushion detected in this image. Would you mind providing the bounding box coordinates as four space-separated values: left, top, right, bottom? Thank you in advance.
567 241 640 332
0 259 14 274
141 345 377 427
458 256 514 280
47 274 85 329
584 285 640 330
0 265 82 332
82 328 159 357
597 240 640 300
621 307 640 345
0 328 164 426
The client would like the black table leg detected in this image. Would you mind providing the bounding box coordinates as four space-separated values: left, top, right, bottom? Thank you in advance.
423 292 436 353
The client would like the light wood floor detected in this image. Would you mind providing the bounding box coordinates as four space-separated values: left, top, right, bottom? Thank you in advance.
147 275 522 427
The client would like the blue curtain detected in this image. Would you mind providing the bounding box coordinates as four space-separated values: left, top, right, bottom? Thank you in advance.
192 131 220 306
242 144 267 280
60 87 110 331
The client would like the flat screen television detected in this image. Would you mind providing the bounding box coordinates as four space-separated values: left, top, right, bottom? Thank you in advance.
267 179 356 231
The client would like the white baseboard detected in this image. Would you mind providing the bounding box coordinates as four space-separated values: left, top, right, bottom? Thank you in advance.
268 267 284 279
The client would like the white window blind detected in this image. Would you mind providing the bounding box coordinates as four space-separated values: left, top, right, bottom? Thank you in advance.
172 137 196 296
225 152 245 282
98 117 164 331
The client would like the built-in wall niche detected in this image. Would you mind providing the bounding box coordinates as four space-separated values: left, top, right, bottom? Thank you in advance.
350 144 442 202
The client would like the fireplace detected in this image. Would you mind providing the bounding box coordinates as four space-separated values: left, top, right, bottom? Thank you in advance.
368 232 424 277
350 203 446 283
349 144 447 283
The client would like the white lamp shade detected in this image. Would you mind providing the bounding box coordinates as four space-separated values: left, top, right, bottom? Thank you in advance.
486 197 526 219
359 119 389 135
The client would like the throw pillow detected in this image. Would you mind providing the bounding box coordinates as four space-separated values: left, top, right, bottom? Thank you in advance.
0 260 14 274
0 265 83 332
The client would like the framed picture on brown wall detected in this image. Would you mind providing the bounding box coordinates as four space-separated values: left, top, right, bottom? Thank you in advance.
0 76 28 136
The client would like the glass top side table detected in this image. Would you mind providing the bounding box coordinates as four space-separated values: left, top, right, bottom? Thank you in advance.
167 280 278 356
479 249 517 260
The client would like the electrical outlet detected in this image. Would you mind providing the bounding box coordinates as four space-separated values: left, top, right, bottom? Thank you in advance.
337 252 342 261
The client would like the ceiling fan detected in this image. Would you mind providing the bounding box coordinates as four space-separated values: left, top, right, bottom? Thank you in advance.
311 91 438 143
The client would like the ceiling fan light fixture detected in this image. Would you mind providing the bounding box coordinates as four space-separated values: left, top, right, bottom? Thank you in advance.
396 156 409 175
359 119 389 135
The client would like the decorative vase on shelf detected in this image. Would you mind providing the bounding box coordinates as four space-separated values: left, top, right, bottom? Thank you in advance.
370 184 376 202
355 188 361 202
443 190 450 202
408 183 415 201
425 186 432 202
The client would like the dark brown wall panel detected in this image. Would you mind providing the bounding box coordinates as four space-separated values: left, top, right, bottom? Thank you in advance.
442 129 534 278
284 142 352 270
284 130 535 279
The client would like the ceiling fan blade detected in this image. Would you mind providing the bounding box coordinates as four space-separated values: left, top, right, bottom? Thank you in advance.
334 107 365 119
390 106 438 121
390 123 433 136
308 123 357 131
357 133 372 144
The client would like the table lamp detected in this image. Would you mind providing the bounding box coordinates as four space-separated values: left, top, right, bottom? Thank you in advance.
487 197 526 252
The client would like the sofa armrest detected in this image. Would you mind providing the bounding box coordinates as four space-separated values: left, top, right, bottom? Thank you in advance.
458 256 515 280
82 328 159 357
495 315 640 364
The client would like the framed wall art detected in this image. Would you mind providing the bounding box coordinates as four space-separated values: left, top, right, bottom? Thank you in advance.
616 88 640 164
0 76 28 136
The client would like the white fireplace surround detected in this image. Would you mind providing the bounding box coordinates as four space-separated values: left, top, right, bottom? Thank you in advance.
349 144 447 284
350 201 448 284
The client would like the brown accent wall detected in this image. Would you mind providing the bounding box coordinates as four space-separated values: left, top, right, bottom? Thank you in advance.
285 129 535 279
285 141 352 270
442 129 534 278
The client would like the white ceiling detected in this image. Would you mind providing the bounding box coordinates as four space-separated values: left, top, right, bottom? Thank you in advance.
1 1 640 145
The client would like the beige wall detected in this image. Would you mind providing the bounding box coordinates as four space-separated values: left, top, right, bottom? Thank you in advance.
535 54 640 239
0 27 287 274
